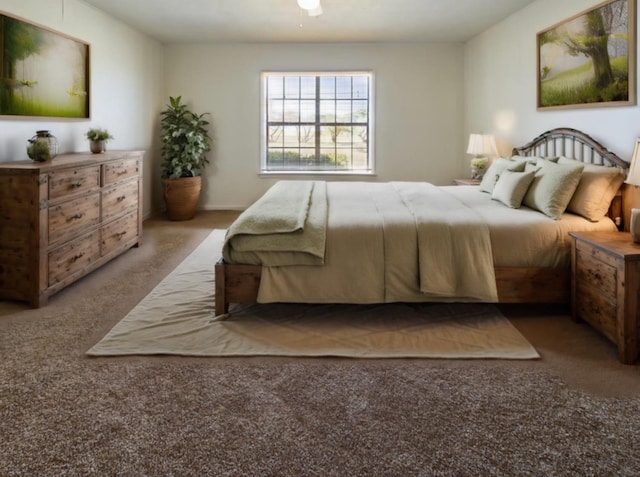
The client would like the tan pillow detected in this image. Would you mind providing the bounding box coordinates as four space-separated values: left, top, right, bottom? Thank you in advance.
479 159 526 193
491 170 536 208
523 158 584 220
558 157 625 221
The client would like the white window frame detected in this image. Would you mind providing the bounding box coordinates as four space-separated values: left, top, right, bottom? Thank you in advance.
260 71 375 175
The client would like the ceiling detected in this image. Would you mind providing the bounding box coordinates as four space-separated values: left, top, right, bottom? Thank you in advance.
80 0 537 44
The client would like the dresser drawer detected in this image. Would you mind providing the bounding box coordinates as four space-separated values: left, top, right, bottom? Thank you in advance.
49 166 100 200
102 180 139 221
101 211 138 256
48 231 100 285
48 192 100 244
104 158 139 185
575 248 617 302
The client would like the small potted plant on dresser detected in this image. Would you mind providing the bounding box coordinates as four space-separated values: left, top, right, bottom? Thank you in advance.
86 128 113 153
160 96 212 221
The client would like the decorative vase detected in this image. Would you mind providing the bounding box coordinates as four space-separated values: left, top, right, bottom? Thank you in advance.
90 140 105 154
471 166 486 180
162 176 202 221
26 130 59 162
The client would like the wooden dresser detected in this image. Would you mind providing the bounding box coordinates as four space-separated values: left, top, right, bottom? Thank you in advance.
0 151 143 307
569 231 640 364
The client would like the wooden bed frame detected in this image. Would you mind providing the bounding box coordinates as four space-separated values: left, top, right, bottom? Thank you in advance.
215 128 630 316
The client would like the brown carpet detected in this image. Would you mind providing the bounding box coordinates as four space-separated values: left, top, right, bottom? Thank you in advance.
2 211 640 476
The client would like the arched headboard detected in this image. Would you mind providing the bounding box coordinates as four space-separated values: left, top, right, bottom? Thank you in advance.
512 127 629 168
512 127 630 229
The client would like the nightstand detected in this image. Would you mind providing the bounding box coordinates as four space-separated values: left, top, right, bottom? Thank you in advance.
452 179 481 186
569 231 640 364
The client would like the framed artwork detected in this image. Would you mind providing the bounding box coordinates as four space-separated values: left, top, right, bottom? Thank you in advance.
0 11 90 119
537 0 636 110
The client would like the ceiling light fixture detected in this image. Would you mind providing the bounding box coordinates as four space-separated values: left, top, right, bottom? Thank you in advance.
297 0 323 17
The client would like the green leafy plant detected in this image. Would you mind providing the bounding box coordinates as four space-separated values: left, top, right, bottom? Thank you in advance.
27 139 51 162
160 96 212 179
470 157 489 169
85 128 113 142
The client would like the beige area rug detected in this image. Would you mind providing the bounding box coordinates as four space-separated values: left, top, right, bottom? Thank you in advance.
87 229 539 359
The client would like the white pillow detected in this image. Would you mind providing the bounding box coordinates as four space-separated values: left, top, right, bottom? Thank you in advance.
557 157 625 221
491 170 537 208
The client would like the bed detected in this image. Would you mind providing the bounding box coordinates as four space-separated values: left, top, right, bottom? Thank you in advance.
215 128 631 316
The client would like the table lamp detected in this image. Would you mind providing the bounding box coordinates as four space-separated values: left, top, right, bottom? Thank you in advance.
626 139 640 242
466 134 498 180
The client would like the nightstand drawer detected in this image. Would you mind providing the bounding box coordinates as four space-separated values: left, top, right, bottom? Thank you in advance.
575 282 617 343
575 248 617 301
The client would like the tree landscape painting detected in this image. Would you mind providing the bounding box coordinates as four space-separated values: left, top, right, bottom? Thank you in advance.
537 0 635 110
0 12 89 118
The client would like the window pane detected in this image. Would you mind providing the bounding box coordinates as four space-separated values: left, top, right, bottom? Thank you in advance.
284 76 299 98
353 100 368 122
336 126 352 145
320 76 335 99
284 148 301 168
268 126 284 147
336 77 351 99
352 76 368 98
320 126 336 147
336 100 351 122
300 100 315 122
283 100 299 122
268 149 284 168
299 125 315 145
336 149 352 168
268 76 284 99
320 100 335 122
268 99 283 121
283 126 299 147
300 77 315 99
353 126 367 148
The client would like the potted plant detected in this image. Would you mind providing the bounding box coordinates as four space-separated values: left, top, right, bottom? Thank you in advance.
86 128 113 154
160 96 212 221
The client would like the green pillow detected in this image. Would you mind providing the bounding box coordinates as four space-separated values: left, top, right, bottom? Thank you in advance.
522 158 584 220
491 170 536 208
479 159 526 193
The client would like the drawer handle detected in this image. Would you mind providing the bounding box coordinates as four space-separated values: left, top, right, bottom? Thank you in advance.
72 181 83 188
68 213 85 221
70 252 85 263
117 195 126 202
115 231 127 239
117 170 128 176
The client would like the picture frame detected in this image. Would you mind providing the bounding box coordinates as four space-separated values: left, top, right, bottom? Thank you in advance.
0 11 90 119
537 0 636 110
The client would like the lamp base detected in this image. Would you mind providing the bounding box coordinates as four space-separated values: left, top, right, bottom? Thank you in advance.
631 209 640 243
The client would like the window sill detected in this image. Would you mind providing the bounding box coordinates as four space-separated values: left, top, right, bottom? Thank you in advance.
259 170 376 177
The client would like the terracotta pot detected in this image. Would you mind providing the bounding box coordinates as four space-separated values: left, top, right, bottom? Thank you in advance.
162 176 202 221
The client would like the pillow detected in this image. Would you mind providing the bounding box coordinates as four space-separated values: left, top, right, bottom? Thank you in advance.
557 157 625 221
491 170 536 208
522 158 584 220
479 159 526 193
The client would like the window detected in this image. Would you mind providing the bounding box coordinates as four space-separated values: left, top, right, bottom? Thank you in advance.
261 72 373 174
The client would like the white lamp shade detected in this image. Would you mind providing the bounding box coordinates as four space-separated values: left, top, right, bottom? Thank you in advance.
466 134 498 157
625 139 640 186
297 0 320 10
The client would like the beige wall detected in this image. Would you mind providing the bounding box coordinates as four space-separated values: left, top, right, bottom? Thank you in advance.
0 0 164 218
464 0 640 161
164 42 465 209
